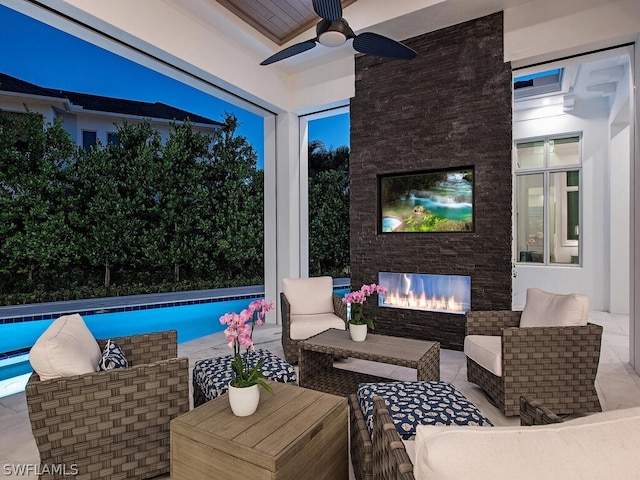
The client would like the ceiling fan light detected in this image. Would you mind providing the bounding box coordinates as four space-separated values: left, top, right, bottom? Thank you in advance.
318 31 347 47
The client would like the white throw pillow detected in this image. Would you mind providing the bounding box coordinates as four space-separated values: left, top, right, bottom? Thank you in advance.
519 288 589 328
282 276 334 315
29 313 101 380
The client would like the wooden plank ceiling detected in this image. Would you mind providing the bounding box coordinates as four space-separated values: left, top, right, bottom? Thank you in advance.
215 0 358 45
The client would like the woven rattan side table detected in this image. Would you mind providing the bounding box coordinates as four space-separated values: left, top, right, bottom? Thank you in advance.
298 328 440 397
171 381 348 479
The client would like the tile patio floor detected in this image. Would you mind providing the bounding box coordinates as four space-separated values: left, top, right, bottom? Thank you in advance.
1 311 639 479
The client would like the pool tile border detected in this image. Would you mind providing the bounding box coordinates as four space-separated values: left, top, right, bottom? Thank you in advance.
0 294 264 325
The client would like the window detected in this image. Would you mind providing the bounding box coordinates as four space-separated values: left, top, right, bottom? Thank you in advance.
107 132 119 145
82 130 97 150
513 68 563 99
515 135 581 265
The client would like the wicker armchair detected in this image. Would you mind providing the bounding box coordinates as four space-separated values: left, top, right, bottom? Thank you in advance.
519 394 565 426
280 276 347 364
465 310 602 416
26 330 189 480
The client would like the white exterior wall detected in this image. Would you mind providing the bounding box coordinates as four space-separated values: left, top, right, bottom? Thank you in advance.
610 125 631 314
67 111 217 146
513 101 611 311
609 63 633 315
0 95 59 125
0 93 218 147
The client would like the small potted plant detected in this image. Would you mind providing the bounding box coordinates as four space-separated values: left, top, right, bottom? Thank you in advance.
219 299 274 416
342 283 387 341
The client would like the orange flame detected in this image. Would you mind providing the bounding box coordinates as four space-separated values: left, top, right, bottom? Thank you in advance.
382 289 464 313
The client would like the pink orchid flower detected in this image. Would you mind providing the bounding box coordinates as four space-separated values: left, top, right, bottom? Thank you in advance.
219 297 275 390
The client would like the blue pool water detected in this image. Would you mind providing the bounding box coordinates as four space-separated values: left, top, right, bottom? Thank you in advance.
0 286 351 383
1 358 32 380
0 298 254 382
0 298 254 355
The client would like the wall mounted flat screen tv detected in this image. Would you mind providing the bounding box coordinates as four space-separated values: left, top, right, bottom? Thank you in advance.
378 166 474 233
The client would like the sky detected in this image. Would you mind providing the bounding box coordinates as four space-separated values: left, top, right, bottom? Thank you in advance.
0 5 350 169
308 114 350 151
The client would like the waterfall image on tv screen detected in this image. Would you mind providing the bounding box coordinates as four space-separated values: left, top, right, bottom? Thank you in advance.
379 167 474 233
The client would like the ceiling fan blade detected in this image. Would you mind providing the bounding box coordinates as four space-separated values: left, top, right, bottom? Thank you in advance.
353 32 417 60
260 39 317 65
312 0 343 21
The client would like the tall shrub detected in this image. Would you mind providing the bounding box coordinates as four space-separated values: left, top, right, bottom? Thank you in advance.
158 120 213 282
199 113 264 285
0 110 77 289
67 120 163 287
0 109 265 302
308 140 350 277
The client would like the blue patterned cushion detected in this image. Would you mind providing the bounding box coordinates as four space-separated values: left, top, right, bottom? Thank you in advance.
98 339 128 371
357 381 493 440
193 349 297 400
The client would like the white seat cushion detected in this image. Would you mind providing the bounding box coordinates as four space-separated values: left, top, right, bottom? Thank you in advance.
413 407 640 480
519 288 589 328
289 313 345 340
463 335 502 376
29 314 101 380
283 276 334 315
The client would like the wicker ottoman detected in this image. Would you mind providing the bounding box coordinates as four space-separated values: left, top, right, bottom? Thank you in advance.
349 381 493 480
192 349 297 407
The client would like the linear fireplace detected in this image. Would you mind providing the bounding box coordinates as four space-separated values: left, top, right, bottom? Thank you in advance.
378 272 471 314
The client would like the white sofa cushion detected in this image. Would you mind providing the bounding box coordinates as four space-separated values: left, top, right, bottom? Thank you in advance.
283 276 334 315
413 406 640 480
519 288 589 328
463 335 502 376
289 313 345 340
29 313 101 380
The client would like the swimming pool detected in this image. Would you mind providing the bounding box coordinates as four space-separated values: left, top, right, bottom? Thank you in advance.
0 284 351 385
0 297 256 382
0 298 255 355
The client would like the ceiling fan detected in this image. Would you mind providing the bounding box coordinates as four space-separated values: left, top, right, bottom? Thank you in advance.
260 0 417 66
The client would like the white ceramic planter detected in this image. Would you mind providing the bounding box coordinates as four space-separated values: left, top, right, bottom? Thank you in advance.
228 383 260 416
349 323 368 342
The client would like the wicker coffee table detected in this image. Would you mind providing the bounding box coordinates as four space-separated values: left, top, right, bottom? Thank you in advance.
298 328 440 397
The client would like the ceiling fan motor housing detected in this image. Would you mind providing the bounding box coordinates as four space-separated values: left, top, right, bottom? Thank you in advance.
316 19 354 47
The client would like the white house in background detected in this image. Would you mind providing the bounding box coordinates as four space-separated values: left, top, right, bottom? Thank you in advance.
0 72 222 147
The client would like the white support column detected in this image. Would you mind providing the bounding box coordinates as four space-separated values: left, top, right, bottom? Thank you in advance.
631 39 640 372
264 114 278 324
299 116 310 278
271 112 302 323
